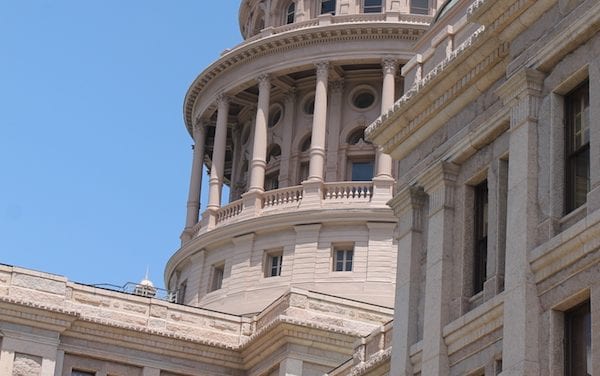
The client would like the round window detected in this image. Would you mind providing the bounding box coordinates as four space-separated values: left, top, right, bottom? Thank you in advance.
269 107 282 128
352 91 376 109
303 97 315 115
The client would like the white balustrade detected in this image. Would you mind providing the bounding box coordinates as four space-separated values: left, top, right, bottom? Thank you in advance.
323 182 373 202
216 199 244 225
263 185 303 210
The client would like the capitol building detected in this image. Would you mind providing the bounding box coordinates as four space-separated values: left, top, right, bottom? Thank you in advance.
1 0 599 375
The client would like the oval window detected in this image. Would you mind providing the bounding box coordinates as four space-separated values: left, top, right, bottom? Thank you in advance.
352 91 375 109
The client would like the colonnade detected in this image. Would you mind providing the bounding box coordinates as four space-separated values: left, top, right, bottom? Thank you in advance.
183 58 400 235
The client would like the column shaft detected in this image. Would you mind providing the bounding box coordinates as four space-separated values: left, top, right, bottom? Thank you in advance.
420 162 459 376
497 68 544 375
185 122 206 230
325 79 344 181
207 95 230 211
249 74 271 191
308 62 329 182
389 186 426 375
375 58 396 179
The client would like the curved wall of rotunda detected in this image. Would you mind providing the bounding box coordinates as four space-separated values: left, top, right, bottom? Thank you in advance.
167 0 436 315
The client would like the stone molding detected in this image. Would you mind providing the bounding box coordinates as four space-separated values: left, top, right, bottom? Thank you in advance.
185 23 428 132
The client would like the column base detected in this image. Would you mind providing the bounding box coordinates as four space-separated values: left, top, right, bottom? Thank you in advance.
372 176 395 206
240 189 264 219
300 180 324 209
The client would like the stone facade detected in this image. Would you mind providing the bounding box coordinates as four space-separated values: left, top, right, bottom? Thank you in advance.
2 0 599 375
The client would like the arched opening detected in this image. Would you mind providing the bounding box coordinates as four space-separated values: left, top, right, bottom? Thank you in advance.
286 2 296 24
265 144 282 190
345 128 375 181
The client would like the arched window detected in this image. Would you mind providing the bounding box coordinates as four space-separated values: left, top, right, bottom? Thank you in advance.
363 0 382 13
410 0 429 14
321 0 336 15
286 2 296 24
267 144 282 163
345 128 375 181
347 128 370 145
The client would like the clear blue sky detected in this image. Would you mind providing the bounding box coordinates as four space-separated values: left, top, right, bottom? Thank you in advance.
0 1 241 289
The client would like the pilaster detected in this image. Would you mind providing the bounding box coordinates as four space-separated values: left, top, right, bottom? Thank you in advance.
587 59 600 213
188 250 206 305
279 358 303 376
419 161 459 376
389 185 426 375
326 79 344 182
279 88 297 188
292 224 322 284
496 68 545 376
228 233 255 296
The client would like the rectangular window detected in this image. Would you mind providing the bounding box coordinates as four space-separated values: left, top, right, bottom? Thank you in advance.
210 264 224 291
473 180 488 295
265 251 283 277
565 301 591 375
565 81 590 213
363 0 382 13
410 0 429 14
350 160 374 181
321 0 336 14
176 280 187 304
298 161 309 184
265 171 279 191
72 371 95 376
334 246 353 272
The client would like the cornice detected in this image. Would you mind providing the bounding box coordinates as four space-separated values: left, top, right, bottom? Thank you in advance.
166 206 395 281
183 21 430 135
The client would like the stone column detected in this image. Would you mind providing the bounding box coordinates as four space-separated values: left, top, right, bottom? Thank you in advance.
308 62 329 182
325 79 344 182
420 161 459 376
206 94 230 226
389 185 426 375
279 88 297 188
249 74 271 192
279 358 303 376
496 68 545 376
183 120 206 239
0 348 14 376
372 58 397 205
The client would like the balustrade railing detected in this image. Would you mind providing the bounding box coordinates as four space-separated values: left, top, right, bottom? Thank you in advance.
323 181 373 202
263 185 303 210
216 199 243 225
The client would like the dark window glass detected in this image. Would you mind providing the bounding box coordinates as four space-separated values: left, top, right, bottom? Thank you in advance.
286 2 296 24
300 136 312 152
364 0 382 13
565 81 590 213
298 161 309 183
351 161 374 181
268 254 283 277
473 180 488 295
565 301 591 376
267 144 282 163
211 265 224 291
269 108 282 128
353 91 375 109
265 171 279 191
303 97 315 115
72 372 95 376
321 0 336 14
410 0 429 14
334 249 353 271
347 128 367 145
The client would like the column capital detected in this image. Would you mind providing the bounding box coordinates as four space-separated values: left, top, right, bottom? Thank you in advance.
257 73 271 88
382 57 399 76
284 86 297 103
216 93 231 106
389 185 426 217
330 79 345 94
315 61 330 79
192 119 207 138
418 161 459 216
496 68 545 128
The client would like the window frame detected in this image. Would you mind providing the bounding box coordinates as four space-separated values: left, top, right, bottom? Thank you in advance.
264 250 283 277
564 300 591 376
210 263 225 292
333 244 354 272
363 0 383 13
320 0 336 15
564 80 590 214
472 180 488 295
285 2 296 24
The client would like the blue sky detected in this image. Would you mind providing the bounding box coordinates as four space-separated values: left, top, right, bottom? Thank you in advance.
0 1 241 289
